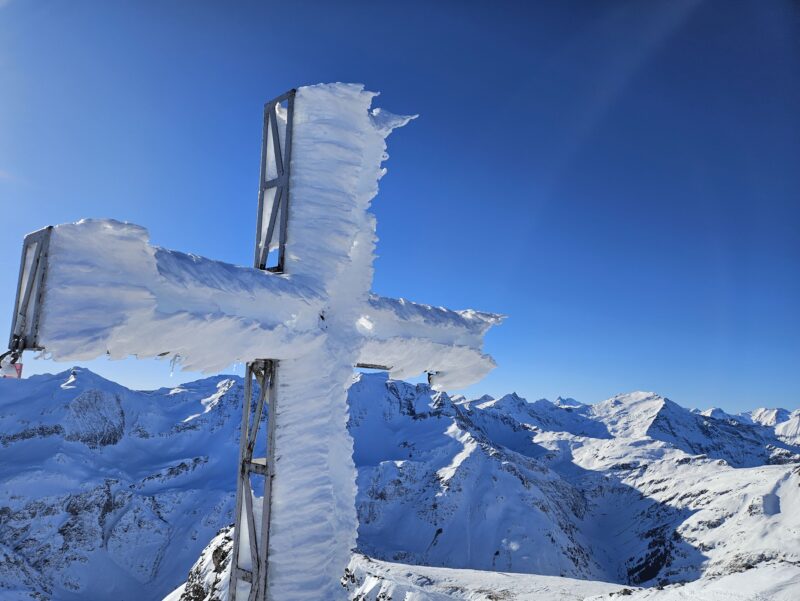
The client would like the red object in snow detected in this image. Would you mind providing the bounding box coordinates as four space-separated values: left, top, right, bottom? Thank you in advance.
1 363 22 379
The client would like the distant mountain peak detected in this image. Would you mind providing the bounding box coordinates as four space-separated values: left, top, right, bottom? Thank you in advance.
590 391 666 438
554 396 583 408
749 407 791 427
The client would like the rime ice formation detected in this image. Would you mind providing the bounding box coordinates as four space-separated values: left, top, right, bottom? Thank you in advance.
38 220 500 384
21 83 502 600
39 219 324 372
240 83 381 601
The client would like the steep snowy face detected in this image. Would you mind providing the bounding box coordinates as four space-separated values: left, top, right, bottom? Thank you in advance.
589 393 800 467
590 392 666 438
646 401 800 467
0 368 242 601
776 411 800 443
348 375 604 580
697 407 737 422
472 393 611 440
748 407 791 427
554 396 585 410
350 382 800 588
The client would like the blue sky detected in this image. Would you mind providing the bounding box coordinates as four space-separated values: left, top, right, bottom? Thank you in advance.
1 1 798 411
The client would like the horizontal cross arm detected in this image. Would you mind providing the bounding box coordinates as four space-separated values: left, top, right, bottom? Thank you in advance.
8 220 501 386
13 219 324 373
365 295 502 347
357 338 496 390
358 295 504 389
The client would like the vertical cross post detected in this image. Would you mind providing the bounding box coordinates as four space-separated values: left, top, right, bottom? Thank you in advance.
230 89 295 601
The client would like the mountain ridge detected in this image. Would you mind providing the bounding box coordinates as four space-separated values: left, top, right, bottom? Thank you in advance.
1 368 798 601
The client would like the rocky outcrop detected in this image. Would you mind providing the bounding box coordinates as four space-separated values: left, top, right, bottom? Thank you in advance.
64 390 125 448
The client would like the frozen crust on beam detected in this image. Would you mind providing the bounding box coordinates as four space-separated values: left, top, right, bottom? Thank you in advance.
361 296 503 389
33 219 502 384
358 338 496 390
37 219 325 372
365 295 502 348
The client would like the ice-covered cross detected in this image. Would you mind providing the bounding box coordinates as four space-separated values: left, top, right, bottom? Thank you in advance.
5 84 501 600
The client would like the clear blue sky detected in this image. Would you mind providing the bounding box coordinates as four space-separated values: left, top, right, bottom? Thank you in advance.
1 1 798 412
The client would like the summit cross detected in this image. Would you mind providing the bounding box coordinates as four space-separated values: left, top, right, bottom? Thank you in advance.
4 83 502 601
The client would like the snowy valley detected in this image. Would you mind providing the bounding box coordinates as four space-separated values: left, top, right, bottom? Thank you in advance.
0 368 798 600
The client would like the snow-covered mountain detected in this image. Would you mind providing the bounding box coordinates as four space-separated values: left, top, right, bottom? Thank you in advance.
0 368 241 600
1 369 798 600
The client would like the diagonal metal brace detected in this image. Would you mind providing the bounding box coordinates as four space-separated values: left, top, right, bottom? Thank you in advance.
254 89 296 273
7 226 53 356
229 359 278 601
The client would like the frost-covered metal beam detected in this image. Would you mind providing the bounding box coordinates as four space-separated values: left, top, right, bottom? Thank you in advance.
12 219 501 387
18 219 323 373
7 226 52 355
360 296 503 389
229 360 278 601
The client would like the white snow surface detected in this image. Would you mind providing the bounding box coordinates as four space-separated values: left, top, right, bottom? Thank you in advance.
748 407 791 427
0 368 239 601
586 563 800 601
351 558 800 601
776 411 800 442
345 555 626 601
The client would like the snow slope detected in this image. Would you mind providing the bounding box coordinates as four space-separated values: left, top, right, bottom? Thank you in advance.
776 411 800 443
0 368 241 601
167 546 800 601
165 540 629 601
592 393 800 467
351 383 800 586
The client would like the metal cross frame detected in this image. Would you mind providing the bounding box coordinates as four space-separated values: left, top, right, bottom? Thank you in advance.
5 226 53 361
229 359 278 601
254 89 296 273
230 89 296 601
